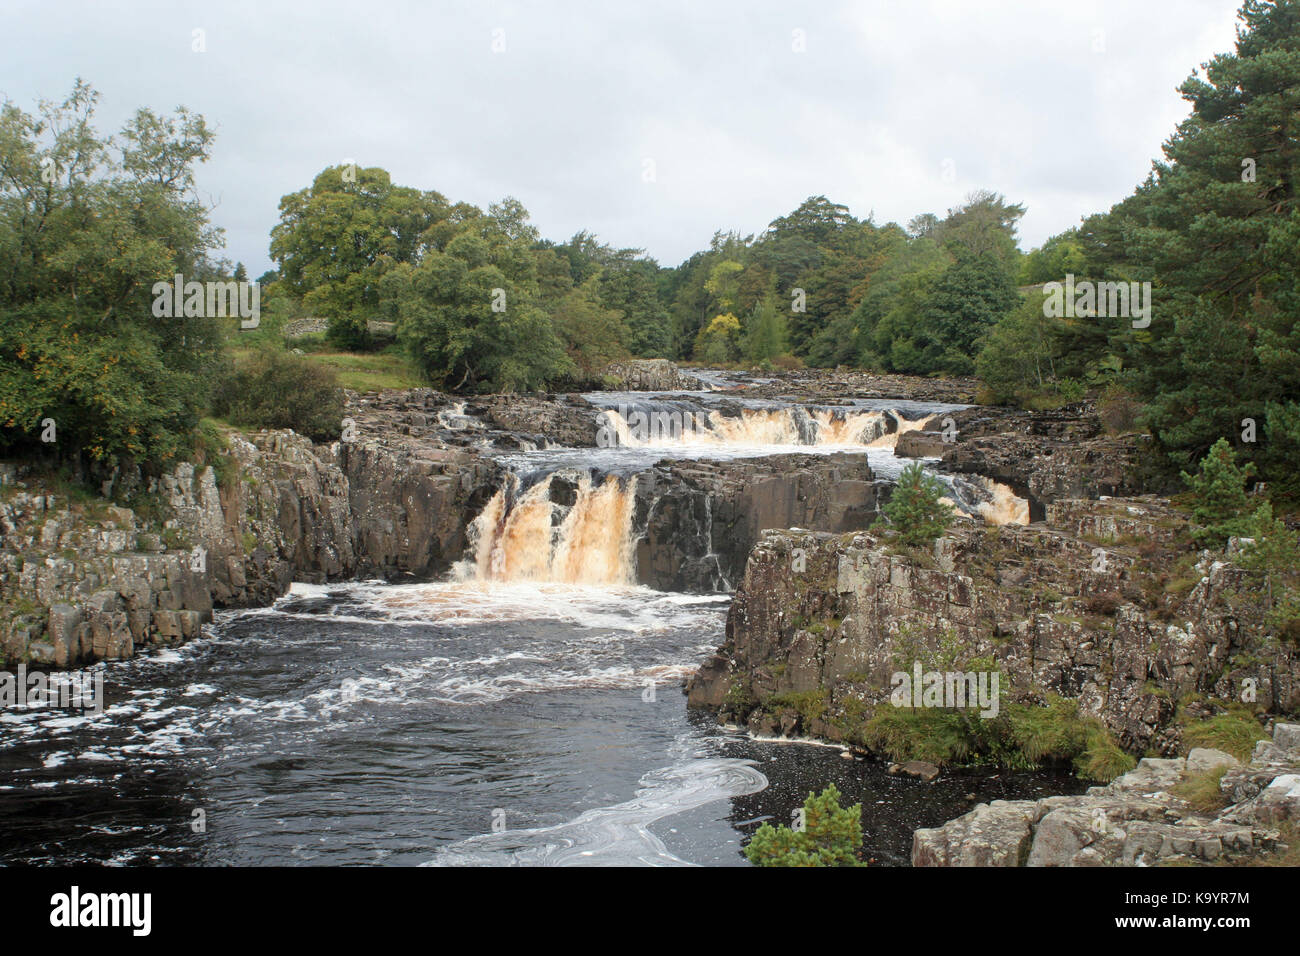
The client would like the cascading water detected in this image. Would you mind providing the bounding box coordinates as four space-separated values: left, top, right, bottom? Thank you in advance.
938 473 1031 527
457 472 639 585
597 405 918 449
466 400 1029 591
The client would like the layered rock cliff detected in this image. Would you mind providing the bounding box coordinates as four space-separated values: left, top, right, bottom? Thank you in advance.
686 497 1299 753
634 452 882 591
0 420 502 668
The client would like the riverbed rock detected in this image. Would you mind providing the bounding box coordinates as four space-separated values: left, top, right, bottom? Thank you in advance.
601 359 708 392
635 453 879 591
914 722 1300 866
890 760 940 782
1186 748 1240 774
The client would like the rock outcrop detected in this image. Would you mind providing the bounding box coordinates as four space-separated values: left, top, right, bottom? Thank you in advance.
913 725 1300 866
601 359 708 392
1 416 502 667
894 404 1152 511
634 453 881 591
686 497 1299 752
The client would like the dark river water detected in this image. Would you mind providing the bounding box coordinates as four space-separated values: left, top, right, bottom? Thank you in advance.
0 580 1080 866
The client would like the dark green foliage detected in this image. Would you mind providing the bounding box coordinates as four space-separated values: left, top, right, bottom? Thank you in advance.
741 295 788 364
0 81 223 468
744 785 865 867
975 1 1300 493
881 462 955 546
596 260 671 358
864 693 1135 782
270 165 449 352
210 350 344 442
1236 502 1300 640
909 253 1019 376
382 231 572 393
551 280 630 378
1181 438 1257 546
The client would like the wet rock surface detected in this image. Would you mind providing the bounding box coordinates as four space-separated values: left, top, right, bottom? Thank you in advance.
633 453 881 591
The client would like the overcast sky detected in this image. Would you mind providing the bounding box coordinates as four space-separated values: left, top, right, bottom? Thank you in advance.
3 0 1245 276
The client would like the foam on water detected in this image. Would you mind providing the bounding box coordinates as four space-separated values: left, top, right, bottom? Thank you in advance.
426 749 767 866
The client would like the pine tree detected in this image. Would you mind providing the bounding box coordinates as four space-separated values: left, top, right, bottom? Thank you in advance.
1181 438 1257 547
744 785 865 867
882 462 955 546
1236 502 1300 640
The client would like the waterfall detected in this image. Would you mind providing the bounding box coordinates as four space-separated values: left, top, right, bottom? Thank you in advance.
457 473 638 585
939 474 1031 526
458 402 1027 591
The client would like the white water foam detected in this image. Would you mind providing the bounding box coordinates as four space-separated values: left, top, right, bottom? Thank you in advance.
424 752 767 866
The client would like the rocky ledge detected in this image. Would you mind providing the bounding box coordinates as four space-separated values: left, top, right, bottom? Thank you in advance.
913 724 1300 866
894 402 1153 513
704 368 981 405
636 452 882 591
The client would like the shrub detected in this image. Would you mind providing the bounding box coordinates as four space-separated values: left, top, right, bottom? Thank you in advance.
211 349 344 442
1098 384 1142 435
864 706 978 765
193 419 237 491
1082 591 1123 615
1075 726 1137 782
744 785 865 867
863 692 1135 782
326 314 373 352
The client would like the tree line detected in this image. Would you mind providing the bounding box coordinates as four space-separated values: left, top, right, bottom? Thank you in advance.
2 0 1296 500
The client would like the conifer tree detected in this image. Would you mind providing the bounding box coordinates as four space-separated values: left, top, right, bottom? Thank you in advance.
1181 438 1257 547
745 785 865 867
882 463 956 546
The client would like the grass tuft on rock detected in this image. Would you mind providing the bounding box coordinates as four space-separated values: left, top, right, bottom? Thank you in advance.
859 693 1134 782
1181 708 1269 762
1171 765 1231 814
